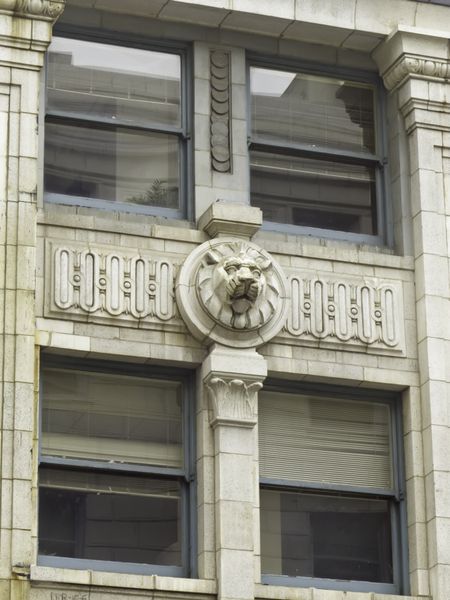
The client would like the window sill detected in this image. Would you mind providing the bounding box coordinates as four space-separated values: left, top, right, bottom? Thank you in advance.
252 229 414 271
30 565 216 595
255 582 428 600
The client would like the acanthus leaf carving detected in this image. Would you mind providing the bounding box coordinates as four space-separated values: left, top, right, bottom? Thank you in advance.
6 0 65 18
206 376 262 428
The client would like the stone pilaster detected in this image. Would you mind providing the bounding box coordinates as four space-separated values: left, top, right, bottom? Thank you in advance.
375 29 450 600
0 1 64 596
202 345 267 600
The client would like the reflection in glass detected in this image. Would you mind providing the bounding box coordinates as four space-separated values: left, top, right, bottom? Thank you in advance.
260 489 393 583
251 150 377 235
251 67 375 154
47 37 181 128
39 468 181 566
41 367 183 468
44 121 179 209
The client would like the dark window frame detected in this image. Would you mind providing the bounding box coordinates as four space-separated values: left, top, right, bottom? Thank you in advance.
258 379 408 594
44 26 193 220
38 354 196 578
247 55 391 246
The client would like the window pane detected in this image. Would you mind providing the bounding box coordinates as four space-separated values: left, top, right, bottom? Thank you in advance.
44 121 179 209
261 489 393 583
251 150 377 235
47 38 181 128
259 391 392 489
41 368 183 468
251 67 375 154
39 468 182 566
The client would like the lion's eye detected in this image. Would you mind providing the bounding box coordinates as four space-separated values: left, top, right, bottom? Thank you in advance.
225 266 237 275
252 270 261 278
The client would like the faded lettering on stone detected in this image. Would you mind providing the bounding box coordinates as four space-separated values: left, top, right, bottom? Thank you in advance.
50 593 88 600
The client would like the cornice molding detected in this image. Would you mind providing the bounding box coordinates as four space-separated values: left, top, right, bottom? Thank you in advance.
0 0 65 18
382 53 450 91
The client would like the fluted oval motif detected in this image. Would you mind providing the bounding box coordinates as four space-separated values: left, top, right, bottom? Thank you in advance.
286 276 401 349
51 245 176 324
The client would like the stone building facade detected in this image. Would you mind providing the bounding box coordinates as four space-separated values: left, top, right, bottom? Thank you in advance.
0 1 449 600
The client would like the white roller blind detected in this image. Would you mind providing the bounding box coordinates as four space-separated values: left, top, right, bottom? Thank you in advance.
259 391 392 490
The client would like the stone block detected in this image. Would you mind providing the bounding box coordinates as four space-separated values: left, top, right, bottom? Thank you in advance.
421 380 450 429
425 470 450 520
406 476 426 526
410 568 430 597
50 332 91 353
198 201 261 238
217 548 254 599
0 478 12 530
427 517 450 569
214 424 255 455
404 429 425 481
12 478 32 530
408 521 428 572
13 381 34 432
216 500 254 551
422 424 450 475
418 338 447 384
216 453 254 502
413 211 449 258
15 335 35 383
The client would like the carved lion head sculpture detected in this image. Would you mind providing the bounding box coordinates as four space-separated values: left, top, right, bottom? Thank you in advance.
197 242 278 330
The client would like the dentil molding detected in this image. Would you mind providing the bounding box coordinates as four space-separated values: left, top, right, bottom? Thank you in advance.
176 238 290 348
0 0 65 18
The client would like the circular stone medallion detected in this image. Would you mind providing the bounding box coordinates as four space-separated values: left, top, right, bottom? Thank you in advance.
176 238 289 348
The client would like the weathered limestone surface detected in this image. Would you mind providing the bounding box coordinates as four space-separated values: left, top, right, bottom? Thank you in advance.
1 1 449 600
375 27 450 600
0 3 63 600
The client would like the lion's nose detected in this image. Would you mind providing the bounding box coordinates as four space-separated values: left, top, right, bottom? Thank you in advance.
238 268 253 281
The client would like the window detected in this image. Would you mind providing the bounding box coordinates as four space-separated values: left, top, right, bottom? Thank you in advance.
44 35 189 218
38 358 194 576
258 384 406 594
249 62 386 243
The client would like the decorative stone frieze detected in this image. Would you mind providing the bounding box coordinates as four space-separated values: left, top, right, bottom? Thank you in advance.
0 0 65 18
47 242 178 324
382 55 450 91
176 238 289 347
205 376 262 428
283 274 405 354
210 50 231 173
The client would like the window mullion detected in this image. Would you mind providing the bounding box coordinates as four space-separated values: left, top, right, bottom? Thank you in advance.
250 139 382 167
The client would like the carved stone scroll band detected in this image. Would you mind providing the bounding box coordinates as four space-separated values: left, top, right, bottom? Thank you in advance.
286 276 402 350
210 50 231 173
51 246 175 322
382 55 450 91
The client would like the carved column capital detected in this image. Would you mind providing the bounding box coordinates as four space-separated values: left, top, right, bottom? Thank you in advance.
373 28 450 92
205 375 262 429
0 0 65 18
